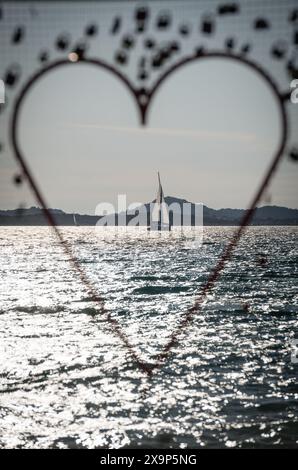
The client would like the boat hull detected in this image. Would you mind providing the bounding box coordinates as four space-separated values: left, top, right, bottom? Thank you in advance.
147 222 171 231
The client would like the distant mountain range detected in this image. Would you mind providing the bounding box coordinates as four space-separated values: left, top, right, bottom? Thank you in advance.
0 197 297 226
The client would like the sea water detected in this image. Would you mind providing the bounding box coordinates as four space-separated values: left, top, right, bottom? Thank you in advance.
0 226 297 448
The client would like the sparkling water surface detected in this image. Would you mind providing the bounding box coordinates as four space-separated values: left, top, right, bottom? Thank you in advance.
0 226 297 448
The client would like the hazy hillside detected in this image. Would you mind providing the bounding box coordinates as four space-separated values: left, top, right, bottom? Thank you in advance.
0 198 297 226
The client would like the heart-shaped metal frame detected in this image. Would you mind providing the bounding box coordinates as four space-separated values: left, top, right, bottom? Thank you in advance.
10 50 288 375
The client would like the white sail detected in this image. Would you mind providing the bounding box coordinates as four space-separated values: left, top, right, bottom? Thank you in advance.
151 200 160 224
73 214 78 226
160 203 169 225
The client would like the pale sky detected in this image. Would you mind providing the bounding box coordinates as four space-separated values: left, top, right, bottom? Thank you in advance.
0 0 297 213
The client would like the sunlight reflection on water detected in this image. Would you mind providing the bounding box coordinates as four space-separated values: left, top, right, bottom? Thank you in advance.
0 226 297 448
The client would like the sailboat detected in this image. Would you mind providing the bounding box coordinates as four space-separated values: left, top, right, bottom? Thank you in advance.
149 172 171 231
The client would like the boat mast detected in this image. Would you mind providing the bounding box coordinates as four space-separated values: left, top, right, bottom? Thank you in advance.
157 172 162 230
